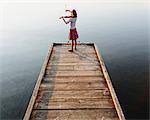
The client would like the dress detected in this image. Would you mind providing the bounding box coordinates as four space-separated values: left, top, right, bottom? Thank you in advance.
67 17 79 40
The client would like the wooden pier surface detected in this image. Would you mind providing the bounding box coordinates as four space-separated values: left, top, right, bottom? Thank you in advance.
24 43 125 120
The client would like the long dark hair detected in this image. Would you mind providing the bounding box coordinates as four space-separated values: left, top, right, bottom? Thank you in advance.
72 9 77 18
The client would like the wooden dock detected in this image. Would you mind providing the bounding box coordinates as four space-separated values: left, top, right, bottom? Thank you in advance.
23 43 125 120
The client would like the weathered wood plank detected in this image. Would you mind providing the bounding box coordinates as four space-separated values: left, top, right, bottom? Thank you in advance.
52 51 97 58
53 50 96 54
46 65 101 71
50 60 99 64
36 90 110 99
46 65 74 71
42 76 105 83
47 62 100 66
34 98 114 109
39 82 107 91
52 47 97 54
50 57 98 63
34 90 111 109
74 65 101 71
53 47 95 52
30 109 119 120
50 53 97 58
53 45 94 49
44 70 103 77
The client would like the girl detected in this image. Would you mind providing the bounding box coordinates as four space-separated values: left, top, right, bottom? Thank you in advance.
60 9 79 52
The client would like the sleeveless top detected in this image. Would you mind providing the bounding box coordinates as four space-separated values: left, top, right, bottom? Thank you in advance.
68 17 77 29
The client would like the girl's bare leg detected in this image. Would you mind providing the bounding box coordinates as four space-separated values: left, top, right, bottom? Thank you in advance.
72 40 73 51
75 40 77 50
68 40 73 52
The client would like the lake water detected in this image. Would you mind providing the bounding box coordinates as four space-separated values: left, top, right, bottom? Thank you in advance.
0 2 149 120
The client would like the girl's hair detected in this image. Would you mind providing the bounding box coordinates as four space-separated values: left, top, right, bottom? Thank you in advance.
72 9 77 18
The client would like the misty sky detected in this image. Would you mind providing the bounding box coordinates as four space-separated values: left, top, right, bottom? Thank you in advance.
0 0 148 32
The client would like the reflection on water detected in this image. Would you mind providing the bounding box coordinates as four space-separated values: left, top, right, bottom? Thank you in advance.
0 2 149 119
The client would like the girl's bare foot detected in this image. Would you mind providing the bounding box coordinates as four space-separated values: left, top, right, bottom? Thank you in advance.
68 50 73 52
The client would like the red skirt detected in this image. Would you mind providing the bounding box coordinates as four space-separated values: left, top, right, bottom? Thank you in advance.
69 28 79 40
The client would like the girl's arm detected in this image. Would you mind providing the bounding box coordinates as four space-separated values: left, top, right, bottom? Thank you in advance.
63 16 72 18
65 9 71 12
59 16 72 19
59 9 72 19
62 17 69 24
59 16 72 24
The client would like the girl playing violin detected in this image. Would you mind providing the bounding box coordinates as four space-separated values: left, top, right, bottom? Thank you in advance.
60 9 79 52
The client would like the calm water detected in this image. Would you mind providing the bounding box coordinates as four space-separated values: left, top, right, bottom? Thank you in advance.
0 2 149 120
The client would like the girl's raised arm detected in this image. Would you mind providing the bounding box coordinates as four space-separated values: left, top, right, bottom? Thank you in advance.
65 10 72 12
59 16 72 19
63 16 72 18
